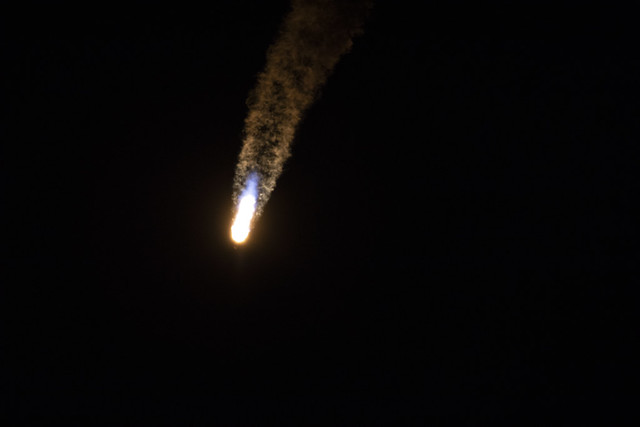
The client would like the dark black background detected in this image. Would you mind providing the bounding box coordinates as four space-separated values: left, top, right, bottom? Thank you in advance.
4 1 639 424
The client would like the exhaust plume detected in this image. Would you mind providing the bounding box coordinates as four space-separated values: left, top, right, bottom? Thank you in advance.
231 0 370 241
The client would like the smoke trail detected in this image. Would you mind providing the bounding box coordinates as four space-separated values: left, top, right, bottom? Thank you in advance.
233 0 370 217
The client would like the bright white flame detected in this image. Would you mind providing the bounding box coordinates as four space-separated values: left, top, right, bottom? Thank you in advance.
231 173 259 244
231 193 257 243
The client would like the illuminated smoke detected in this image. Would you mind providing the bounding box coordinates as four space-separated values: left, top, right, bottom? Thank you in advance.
231 0 370 241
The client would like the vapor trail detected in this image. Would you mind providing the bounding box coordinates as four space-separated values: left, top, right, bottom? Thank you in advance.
231 0 370 238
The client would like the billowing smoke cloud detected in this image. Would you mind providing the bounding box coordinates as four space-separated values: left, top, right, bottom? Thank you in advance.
233 0 370 216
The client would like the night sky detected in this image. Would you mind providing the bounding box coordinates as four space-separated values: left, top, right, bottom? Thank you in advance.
5 1 639 424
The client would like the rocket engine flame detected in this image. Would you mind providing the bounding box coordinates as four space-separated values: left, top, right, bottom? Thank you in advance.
230 194 256 243
230 173 259 244
229 0 369 242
